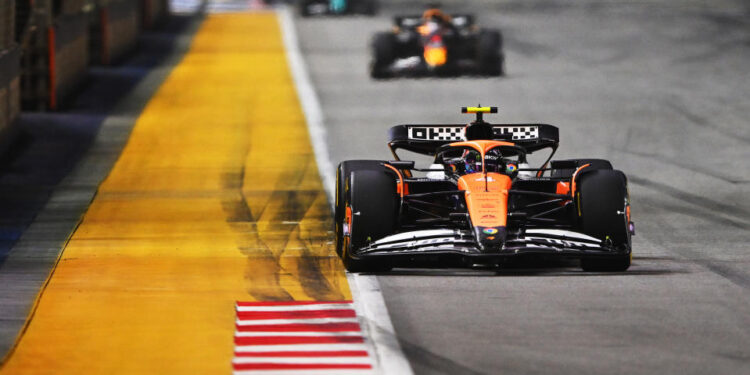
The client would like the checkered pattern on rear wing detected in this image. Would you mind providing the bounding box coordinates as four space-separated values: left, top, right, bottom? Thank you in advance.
407 126 539 141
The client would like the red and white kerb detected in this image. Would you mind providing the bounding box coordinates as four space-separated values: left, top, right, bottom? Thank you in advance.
233 301 373 374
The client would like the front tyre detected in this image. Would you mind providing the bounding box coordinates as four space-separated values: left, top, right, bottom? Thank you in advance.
341 169 397 272
551 158 613 178
370 32 396 79
577 170 631 272
335 161 385 257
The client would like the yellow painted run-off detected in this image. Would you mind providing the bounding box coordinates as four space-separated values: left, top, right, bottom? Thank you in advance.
1 13 350 374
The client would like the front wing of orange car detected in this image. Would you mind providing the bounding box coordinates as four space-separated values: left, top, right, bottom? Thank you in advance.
355 228 628 266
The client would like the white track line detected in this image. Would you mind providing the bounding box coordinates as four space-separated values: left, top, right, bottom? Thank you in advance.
233 357 373 364
277 6 335 202
277 6 413 375
236 317 359 325
237 304 355 312
236 343 369 352
346 273 413 374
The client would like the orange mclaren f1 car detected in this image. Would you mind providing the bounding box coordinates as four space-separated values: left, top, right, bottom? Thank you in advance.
335 107 634 272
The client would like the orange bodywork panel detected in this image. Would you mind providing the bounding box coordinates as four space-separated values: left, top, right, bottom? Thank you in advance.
424 45 447 67
344 205 352 236
450 141 517 228
570 163 590 197
458 173 512 228
450 140 515 152
398 183 410 196
384 164 408 197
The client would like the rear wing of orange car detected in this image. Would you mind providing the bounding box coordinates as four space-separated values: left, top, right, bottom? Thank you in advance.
388 123 559 155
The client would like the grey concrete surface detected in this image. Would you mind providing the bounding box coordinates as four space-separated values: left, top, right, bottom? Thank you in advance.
295 1 750 374
0 12 205 362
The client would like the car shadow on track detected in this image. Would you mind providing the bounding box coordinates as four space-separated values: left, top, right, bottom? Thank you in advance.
366 257 683 277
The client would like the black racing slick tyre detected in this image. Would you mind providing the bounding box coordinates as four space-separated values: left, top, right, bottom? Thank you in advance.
335 160 384 257
477 29 504 76
370 32 396 79
341 170 397 272
298 0 313 17
551 158 613 178
577 170 631 272
351 0 378 15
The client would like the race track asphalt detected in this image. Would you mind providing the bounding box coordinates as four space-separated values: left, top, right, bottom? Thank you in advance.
294 1 750 374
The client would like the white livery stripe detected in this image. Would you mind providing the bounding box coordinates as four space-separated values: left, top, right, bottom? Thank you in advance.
236 318 360 325
235 343 370 353
237 304 355 312
233 357 373 365
525 229 600 241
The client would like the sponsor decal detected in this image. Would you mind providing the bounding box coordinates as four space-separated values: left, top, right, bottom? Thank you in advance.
486 236 495 240
481 214 497 220
493 126 540 140
408 126 463 141
483 228 499 235
407 126 539 141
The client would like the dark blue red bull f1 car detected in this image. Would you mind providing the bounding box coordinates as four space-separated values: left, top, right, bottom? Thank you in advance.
370 10 504 78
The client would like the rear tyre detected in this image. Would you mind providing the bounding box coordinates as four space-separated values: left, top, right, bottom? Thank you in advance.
298 0 313 17
477 29 504 76
351 0 378 15
335 160 384 257
577 170 631 272
341 170 397 272
370 32 396 79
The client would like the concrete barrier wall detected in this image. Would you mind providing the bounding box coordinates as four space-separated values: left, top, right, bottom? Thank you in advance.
0 0 20 130
17 1 90 110
15 0 168 110
57 0 89 16
0 47 21 137
52 13 89 108
140 0 171 30
107 1 139 63
95 0 139 65
9 72 20 124
0 1 15 50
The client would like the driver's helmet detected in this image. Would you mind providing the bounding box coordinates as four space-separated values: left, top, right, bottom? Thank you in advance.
445 149 482 176
484 149 503 173
485 148 520 177
463 150 481 174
